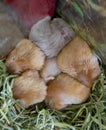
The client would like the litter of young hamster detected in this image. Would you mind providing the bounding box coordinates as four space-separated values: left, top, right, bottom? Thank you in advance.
4 16 101 110
0 1 105 130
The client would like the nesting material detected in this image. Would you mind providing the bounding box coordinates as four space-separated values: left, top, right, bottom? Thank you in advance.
5 39 45 74
45 73 90 110
13 70 47 108
40 57 61 82
57 37 100 87
29 16 75 58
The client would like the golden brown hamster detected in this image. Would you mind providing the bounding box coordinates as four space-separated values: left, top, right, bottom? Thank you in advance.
57 37 100 88
45 73 90 110
5 39 45 74
40 57 61 82
13 70 47 108
29 16 75 58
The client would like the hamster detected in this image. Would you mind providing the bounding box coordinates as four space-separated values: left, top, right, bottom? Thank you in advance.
57 37 100 88
13 70 47 108
5 39 45 74
29 16 75 58
0 1 24 58
40 57 61 82
45 73 90 110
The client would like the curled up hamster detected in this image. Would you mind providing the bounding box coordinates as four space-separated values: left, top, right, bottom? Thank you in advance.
13 70 47 108
5 39 45 74
29 16 75 58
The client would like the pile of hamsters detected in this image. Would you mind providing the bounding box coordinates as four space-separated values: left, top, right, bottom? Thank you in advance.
5 16 100 110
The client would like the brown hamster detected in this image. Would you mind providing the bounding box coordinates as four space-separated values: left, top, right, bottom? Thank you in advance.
0 1 24 58
40 57 61 82
5 39 45 74
29 16 75 58
13 70 47 108
45 73 90 110
57 37 100 88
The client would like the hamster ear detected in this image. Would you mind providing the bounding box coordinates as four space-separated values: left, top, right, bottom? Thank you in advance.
61 27 69 37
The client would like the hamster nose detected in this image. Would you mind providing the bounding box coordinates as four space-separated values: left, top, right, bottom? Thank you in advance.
6 65 21 74
7 66 15 73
